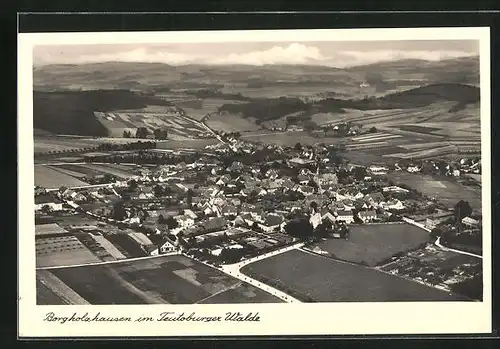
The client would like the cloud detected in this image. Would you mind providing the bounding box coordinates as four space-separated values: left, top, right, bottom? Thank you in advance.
330 50 477 67
34 43 477 67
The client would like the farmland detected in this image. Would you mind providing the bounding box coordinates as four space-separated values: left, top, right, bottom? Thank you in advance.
35 165 89 188
386 172 481 210
34 136 110 154
36 236 101 268
240 130 343 147
206 113 261 133
312 223 431 267
34 162 141 188
94 111 208 139
241 249 464 302
38 255 282 304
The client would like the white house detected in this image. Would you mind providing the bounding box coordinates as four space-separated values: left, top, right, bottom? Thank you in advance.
336 211 354 224
160 240 177 253
175 215 195 229
383 199 405 211
309 212 322 229
462 216 480 227
382 186 409 194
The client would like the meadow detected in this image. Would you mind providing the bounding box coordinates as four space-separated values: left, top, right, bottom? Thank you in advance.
41 255 282 304
312 223 430 267
387 172 481 210
241 249 464 302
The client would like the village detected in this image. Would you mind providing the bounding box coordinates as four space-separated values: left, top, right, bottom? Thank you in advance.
34 136 483 274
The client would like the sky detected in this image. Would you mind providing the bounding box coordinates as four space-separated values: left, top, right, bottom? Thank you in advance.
33 40 479 68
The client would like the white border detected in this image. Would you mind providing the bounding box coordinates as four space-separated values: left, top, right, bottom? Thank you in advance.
18 27 492 337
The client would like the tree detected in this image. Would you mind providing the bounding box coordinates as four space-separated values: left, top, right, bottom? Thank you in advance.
128 179 138 191
112 201 127 221
284 218 314 241
165 216 179 229
153 128 168 140
157 214 165 225
294 142 302 152
123 130 131 138
41 205 53 215
430 227 443 239
153 185 164 197
369 126 377 133
135 127 150 139
454 200 473 222
352 166 367 181
186 189 194 208
310 201 318 213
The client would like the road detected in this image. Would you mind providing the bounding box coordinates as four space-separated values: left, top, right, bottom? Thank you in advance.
37 251 181 270
435 237 482 259
218 242 305 303
403 217 482 259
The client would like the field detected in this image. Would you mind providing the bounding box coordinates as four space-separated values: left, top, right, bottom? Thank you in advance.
240 130 343 147
36 236 101 268
387 172 481 210
241 249 465 302
206 113 261 133
35 163 139 188
38 255 283 304
34 136 108 154
34 165 89 188
156 138 219 150
94 111 208 138
312 223 430 267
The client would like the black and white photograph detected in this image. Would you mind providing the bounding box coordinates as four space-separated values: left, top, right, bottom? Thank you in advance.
18 27 491 336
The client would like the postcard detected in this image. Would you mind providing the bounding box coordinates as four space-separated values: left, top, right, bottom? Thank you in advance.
18 27 491 337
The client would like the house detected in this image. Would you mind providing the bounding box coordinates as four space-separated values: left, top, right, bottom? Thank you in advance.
297 175 310 185
336 210 354 224
382 186 409 194
258 214 285 233
239 188 254 197
175 215 195 229
425 218 440 230
61 188 87 202
230 197 242 206
265 169 280 180
241 213 255 226
221 205 238 217
282 178 296 191
297 186 315 196
321 211 336 224
462 216 480 227
342 199 355 211
34 194 64 212
202 217 229 233
160 238 178 253
211 196 227 207
216 175 231 186
183 209 198 220
369 165 389 174
309 212 322 229
383 199 405 211
358 210 377 223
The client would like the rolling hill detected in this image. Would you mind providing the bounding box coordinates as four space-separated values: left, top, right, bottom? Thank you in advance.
33 56 479 93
